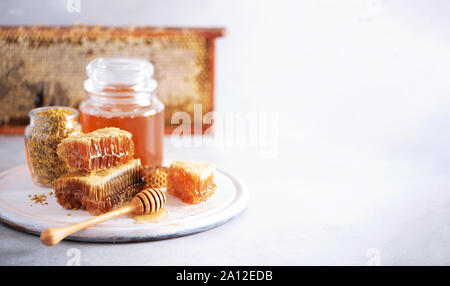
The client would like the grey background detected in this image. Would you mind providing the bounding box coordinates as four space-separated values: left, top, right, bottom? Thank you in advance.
1 0 450 265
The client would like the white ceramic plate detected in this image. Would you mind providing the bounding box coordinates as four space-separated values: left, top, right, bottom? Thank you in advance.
0 165 249 242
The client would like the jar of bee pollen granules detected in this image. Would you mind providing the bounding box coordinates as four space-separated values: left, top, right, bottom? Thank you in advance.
79 58 164 167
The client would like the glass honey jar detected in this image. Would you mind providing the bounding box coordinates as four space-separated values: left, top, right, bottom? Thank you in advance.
79 58 164 167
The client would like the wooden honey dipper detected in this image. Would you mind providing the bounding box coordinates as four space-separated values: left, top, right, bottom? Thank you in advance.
40 188 166 246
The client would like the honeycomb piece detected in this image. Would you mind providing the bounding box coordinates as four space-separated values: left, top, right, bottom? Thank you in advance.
143 166 168 188
53 159 144 215
167 161 216 204
57 127 134 171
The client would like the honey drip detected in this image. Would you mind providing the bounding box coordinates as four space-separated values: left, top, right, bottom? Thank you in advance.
79 109 164 168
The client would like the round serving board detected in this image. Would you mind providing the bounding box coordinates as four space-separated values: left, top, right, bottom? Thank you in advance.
0 165 249 242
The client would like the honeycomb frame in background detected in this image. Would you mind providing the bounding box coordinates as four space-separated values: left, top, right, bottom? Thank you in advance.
0 25 225 134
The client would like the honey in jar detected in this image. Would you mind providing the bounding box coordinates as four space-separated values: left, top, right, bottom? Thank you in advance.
79 58 164 167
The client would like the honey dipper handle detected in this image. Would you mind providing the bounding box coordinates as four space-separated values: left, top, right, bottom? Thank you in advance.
40 205 135 246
